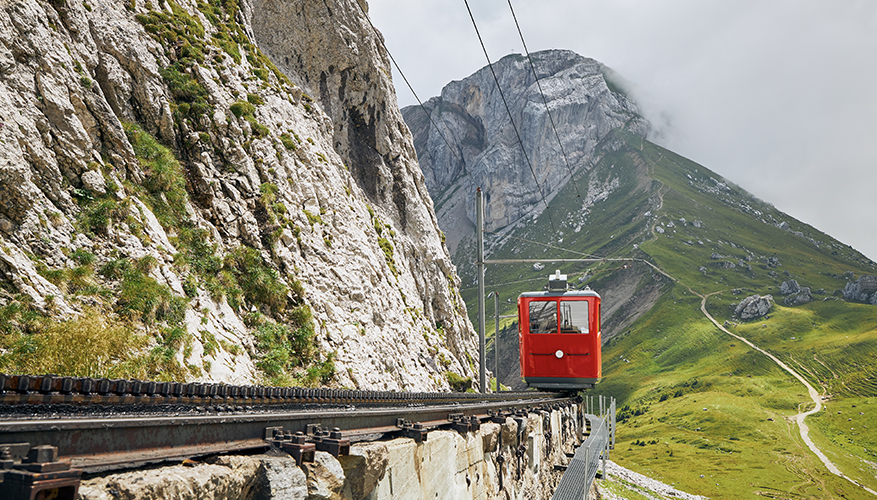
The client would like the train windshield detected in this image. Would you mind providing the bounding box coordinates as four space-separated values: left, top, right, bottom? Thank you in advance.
560 301 589 334
528 299 590 334
529 301 557 333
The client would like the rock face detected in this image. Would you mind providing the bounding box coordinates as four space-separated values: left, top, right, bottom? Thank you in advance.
0 0 477 390
734 295 773 320
402 49 649 254
842 275 877 305
77 405 583 500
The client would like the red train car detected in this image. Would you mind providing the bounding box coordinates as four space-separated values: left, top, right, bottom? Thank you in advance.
518 272 601 391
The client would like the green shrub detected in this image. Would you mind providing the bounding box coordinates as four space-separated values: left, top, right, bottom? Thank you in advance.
101 258 188 326
446 371 472 392
378 238 397 276
69 248 96 266
279 133 296 150
159 64 210 108
248 118 269 138
119 270 187 325
0 310 150 378
37 263 105 297
123 122 189 228
303 353 336 386
253 311 317 385
223 246 287 314
229 100 255 118
304 210 323 226
78 198 129 236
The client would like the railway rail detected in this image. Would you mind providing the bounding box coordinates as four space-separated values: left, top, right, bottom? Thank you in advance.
0 373 581 500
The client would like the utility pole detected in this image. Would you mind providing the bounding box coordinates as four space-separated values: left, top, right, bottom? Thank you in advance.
476 188 486 394
493 291 499 392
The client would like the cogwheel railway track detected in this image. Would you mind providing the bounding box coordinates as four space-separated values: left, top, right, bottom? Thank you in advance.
0 373 581 499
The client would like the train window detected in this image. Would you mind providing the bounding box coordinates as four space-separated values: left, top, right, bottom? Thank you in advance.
529 301 557 333
560 301 589 334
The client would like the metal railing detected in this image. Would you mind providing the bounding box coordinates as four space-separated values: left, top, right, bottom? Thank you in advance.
552 395 616 500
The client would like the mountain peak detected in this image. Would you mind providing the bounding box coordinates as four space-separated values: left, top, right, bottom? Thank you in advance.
403 49 648 252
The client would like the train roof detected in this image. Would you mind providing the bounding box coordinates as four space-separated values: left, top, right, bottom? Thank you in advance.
519 288 601 299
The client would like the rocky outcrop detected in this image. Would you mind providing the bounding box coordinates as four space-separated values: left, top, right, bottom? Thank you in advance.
842 275 877 305
402 49 649 253
734 295 773 320
783 288 812 306
0 0 476 390
77 405 584 500
780 280 801 295
779 280 811 306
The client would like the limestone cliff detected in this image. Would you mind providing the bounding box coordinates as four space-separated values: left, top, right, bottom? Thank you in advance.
402 49 649 254
0 0 477 391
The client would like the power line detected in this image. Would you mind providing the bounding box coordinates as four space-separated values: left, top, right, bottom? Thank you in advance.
507 0 585 201
463 0 556 232
460 261 631 292
483 228 602 259
354 1 478 189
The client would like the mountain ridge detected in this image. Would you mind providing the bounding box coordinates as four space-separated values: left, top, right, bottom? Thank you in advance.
402 49 650 254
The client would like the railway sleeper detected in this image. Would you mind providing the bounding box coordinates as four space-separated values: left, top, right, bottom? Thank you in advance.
395 418 429 443
448 414 481 434
307 425 351 457
0 444 82 500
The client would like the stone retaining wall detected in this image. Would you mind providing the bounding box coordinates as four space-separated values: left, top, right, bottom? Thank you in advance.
77 405 582 500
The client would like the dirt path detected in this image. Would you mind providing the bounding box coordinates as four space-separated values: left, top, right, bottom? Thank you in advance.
624 192 872 493
696 294 877 496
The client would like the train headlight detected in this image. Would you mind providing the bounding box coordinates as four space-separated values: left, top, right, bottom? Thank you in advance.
555 350 564 359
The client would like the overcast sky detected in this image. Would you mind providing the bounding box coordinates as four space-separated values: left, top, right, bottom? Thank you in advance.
367 0 877 263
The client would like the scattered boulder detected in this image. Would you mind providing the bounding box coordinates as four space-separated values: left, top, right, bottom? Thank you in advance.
734 295 773 320
783 287 812 306
780 280 800 295
843 275 877 304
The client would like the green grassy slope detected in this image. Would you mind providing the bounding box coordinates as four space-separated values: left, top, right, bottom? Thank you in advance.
451 127 877 498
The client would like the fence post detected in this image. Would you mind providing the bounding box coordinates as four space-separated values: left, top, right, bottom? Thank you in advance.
610 398 616 451
584 444 590 500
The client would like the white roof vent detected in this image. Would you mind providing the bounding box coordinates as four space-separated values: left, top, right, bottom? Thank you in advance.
548 270 568 291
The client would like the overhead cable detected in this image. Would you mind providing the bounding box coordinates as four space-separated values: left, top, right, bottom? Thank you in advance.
483 228 602 259
354 1 478 188
463 0 556 232
507 0 585 201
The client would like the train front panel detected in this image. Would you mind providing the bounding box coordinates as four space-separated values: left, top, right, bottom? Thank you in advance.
518 290 601 390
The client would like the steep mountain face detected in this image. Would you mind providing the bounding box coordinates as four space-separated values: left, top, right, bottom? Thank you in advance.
404 49 877 495
402 49 876 389
0 0 477 391
402 49 649 254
